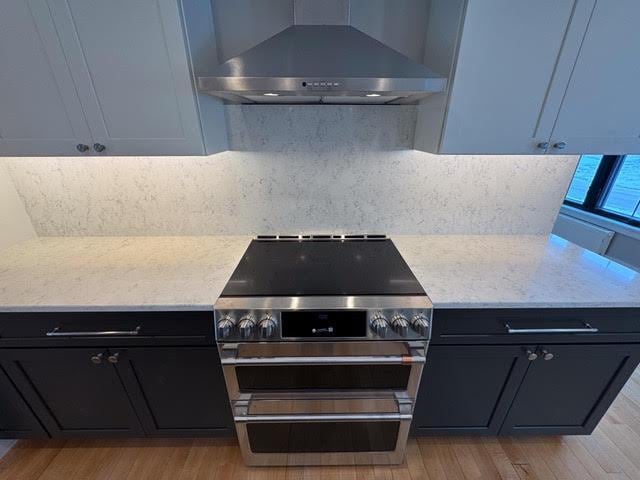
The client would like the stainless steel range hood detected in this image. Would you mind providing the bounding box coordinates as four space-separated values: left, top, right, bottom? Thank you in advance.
197 25 446 104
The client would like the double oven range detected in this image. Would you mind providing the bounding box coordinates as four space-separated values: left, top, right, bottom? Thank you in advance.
214 235 432 466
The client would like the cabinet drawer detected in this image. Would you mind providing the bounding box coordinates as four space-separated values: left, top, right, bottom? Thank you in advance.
0 311 214 346
431 308 640 345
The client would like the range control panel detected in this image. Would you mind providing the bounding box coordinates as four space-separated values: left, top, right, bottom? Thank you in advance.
213 308 432 342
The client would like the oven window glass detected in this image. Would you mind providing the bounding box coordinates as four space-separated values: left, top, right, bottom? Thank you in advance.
247 421 400 453
236 365 411 391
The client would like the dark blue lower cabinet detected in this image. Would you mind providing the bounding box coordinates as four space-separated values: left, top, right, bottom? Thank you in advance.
413 343 640 436
412 345 532 435
0 348 145 438
0 365 47 438
499 344 640 435
0 346 234 439
113 347 234 437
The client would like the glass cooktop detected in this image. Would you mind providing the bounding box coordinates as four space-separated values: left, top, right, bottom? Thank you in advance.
221 238 425 297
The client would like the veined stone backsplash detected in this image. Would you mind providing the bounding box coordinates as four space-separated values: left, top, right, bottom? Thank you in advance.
3 106 577 236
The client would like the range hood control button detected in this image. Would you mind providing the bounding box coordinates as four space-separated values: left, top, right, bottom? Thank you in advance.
370 313 389 338
391 314 410 337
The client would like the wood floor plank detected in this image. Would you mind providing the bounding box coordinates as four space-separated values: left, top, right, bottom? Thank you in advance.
418 438 466 480
578 428 640 478
515 442 558 480
538 440 593 480
404 439 431 480
561 436 616 480
0 440 65 480
480 438 520 480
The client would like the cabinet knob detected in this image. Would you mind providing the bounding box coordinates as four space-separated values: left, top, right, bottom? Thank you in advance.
93 143 106 153
536 142 549 150
542 350 554 361
90 353 104 364
76 144 90 153
553 142 567 150
108 352 120 364
526 350 538 361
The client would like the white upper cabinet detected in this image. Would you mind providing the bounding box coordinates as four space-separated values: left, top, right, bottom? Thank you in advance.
416 0 639 155
0 0 91 155
547 0 640 155
416 0 596 154
45 0 206 156
0 0 225 156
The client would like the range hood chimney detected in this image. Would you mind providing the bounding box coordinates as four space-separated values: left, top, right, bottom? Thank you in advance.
198 0 446 105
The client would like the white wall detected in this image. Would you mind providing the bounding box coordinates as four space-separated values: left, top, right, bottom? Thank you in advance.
0 161 36 250
3 106 578 237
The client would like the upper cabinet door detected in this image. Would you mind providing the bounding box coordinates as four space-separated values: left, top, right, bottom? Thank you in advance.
46 0 205 156
437 0 595 154
0 0 91 155
548 0 640 155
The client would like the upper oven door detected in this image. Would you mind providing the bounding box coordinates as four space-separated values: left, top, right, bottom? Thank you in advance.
219 341 426 400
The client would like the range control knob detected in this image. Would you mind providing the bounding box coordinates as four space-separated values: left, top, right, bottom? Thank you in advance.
411 313 430 337
217 315 236 339
370 313 389 338
238 314 256 339
391 314 410 337
259 314 277 339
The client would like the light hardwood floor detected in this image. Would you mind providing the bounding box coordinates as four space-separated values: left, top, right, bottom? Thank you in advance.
2 367 640 480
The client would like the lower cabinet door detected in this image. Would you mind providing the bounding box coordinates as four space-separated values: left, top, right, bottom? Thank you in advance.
0 348 144 437
113 347 234 436
0 365 48 438
412 345 531 435
500 344 640 435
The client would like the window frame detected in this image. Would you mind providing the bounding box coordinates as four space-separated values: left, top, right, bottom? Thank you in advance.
564 155 640 228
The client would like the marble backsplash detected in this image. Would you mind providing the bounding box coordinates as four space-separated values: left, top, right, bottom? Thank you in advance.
3 106 578 236
0 163 36 250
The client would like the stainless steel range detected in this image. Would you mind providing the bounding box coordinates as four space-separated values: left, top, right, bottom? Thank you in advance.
214 235 432 466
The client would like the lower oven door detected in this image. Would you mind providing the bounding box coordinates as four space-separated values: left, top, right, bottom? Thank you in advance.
233 393 413 466
219 341 426 400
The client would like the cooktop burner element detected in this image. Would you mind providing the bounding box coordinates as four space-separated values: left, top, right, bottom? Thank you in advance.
221 236 425 297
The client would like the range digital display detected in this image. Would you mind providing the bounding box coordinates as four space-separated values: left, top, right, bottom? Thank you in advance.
281 310 367 338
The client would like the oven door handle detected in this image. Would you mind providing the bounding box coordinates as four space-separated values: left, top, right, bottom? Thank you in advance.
234 412 413 423
221 354 425 366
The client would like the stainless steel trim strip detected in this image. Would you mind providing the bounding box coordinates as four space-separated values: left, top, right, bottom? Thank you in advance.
198 77 446 95
504 323 599 334
46 326 141 337
215 295 433 311
234 413 412 423
222 354 425 366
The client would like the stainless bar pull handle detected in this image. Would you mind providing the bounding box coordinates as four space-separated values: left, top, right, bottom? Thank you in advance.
221 354 426 366
505 323 598 334
234 413 413 423
46 326 141 337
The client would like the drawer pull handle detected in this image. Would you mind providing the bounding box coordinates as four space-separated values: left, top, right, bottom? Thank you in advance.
221 354 426 366
234 413 413 423
46 326 141 337
505 323 598 334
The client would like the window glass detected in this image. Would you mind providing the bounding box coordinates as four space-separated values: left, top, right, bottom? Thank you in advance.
601 155 640 220
565 155 603 204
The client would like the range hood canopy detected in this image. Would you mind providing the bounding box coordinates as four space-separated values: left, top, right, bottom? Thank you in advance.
197 25 446 104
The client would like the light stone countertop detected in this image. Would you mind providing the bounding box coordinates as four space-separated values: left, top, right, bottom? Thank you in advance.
0 235 638 312
392 234 640 308
0 236 252 311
